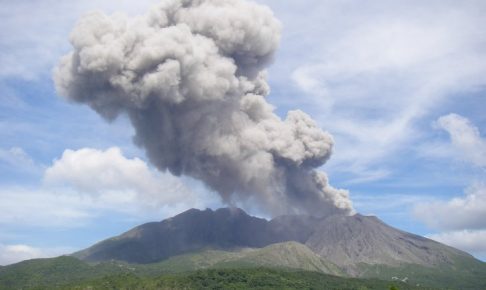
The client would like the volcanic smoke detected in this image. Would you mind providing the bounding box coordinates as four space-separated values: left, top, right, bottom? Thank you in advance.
54 0 353 217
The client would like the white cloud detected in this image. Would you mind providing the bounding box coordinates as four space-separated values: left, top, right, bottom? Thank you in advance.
414 183 486 231
436 113 486 167
1 0 483 187
413 114 486 260
354 193 432 215
414 140 455 161
44 147 195 207
0 244 71 266
0 187 95 228
0 0 160 80
414 115 485 232
344 169 391 185
0 147 220 229
0 147 40 174
427 230 486 258
258 0 486 181
0 146 220 265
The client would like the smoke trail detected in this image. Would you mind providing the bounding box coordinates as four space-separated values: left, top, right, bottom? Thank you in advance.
54 0 353 216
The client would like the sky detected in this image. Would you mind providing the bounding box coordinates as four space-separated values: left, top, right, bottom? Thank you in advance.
0 0 485 265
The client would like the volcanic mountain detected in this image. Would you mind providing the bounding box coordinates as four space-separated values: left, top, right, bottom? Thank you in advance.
2 207 485 289
72 207 486 288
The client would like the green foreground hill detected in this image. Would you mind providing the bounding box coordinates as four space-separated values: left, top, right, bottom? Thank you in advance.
357 255 486 290
1 241 485 289
1 240 485 289
0 242 342 289
0 256 435 290
61 268 438 290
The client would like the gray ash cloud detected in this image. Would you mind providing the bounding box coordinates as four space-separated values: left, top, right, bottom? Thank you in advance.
54 0 353 217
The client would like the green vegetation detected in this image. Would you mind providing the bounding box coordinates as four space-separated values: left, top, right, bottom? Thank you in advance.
0 245 347 289
40 268 432 290
0 256 131 289
0 250 484 289
134 241 344 276
0 256 435 290
357 255 486 290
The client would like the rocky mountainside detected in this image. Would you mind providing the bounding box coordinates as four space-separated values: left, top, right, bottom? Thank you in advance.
72 207 485 288
304 214 470 271
1 207 483 289
74 208 279 263
74 208 327 263
134 241 345 276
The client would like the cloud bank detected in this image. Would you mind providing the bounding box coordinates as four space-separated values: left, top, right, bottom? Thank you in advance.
414 183 486 231
45 147 195 207
0 244 70 266
415 114 486 231
436 113 486 167
270 0 486 181
0 147 39 175
427 230 486 258
0 147 211 229
415 114 486 258
54 0 353 217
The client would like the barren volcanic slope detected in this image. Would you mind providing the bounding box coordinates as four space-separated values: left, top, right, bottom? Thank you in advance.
73 208 486 289
74 208 279 263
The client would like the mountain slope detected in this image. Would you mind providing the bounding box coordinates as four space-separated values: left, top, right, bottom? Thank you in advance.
128 241 343 276
302 214 486 288
73 208 279 263
357 255 486 290
70 207 485 289
75 208 478 269
221 241 344 275
304 214 474 272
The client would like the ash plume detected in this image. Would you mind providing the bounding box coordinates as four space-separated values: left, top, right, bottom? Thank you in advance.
54 0 353 216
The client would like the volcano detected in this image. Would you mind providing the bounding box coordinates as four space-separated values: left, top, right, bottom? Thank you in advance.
2 208 485 289
70 207 485 288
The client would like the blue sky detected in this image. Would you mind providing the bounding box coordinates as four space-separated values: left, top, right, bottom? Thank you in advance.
0 0 485 265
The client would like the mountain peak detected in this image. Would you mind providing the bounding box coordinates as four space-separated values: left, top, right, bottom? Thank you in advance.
73 207 479 277
173 207 249 219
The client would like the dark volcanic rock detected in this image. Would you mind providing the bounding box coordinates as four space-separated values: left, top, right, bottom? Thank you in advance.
75 208 278 263
74 207 477 273
268 214 320 243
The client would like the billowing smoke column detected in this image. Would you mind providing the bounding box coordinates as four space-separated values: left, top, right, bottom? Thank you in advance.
54 0 353 217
